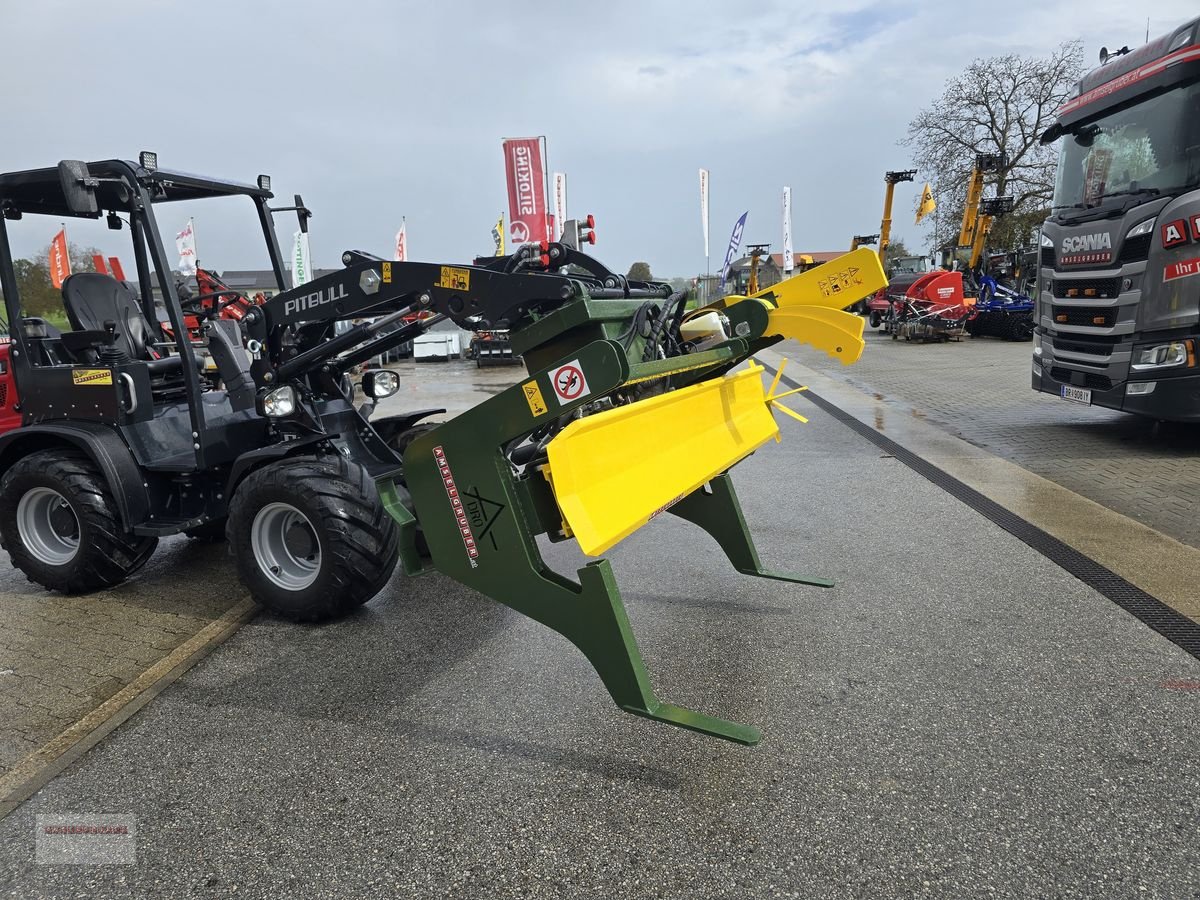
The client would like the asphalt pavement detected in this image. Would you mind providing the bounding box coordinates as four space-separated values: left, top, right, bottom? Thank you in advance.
803 328 1200 549
1 384 1197 899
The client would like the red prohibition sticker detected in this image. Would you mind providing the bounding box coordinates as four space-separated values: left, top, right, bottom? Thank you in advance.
550 360 590 403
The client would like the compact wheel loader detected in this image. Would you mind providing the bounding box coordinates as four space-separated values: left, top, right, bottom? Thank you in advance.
0 155 885 743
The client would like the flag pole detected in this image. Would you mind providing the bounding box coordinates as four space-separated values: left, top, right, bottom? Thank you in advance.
540 135 550 243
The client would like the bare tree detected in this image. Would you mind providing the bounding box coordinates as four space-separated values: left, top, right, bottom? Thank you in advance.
905 43 1084 252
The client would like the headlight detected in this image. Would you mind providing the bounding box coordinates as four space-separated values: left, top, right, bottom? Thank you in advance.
1032 332 1042 357
362 369 400 399
1131 340 1195 371
259 385 297 418
1040 232 1054 248
1126 219 1155 239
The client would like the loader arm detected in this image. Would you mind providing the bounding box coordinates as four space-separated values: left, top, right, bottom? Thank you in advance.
244 243 886 744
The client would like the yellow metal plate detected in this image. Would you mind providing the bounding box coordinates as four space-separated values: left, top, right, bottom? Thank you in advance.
546 364 780 557
763 303 866 365
752 246 886 309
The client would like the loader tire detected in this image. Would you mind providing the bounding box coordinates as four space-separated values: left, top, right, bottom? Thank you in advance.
227 455 399 622
0 449 158 593
388 422 440 458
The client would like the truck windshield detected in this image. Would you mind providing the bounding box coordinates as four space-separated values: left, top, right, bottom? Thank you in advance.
1052 80 1200 211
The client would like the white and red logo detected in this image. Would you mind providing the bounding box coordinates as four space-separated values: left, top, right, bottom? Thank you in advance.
1164 256 1200 283
1060 232 1113 266
503 138 548 246
433 445 479 567
1162 219 1190 249
549 360 590 404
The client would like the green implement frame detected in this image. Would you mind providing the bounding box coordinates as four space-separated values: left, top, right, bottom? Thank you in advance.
386 339 830 745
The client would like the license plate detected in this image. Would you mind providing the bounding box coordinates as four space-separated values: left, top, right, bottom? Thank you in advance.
1060 385 1092 405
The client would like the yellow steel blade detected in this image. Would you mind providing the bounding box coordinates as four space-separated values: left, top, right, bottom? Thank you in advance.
753 247 887 310
769 400 809 424
546 365 780 557
764 305 866 365
767 384 808 402
767 357 787 398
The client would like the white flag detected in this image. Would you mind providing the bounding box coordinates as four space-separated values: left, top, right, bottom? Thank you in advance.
552 172 568 240
292 230 312 288
394 220 407 262
176 219 197 276
699 168 710 260
782 186 794 274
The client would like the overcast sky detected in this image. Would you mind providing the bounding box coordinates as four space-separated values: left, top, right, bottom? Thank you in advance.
3 0 1197 277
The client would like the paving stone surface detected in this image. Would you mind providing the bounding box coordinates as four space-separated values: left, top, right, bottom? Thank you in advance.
799 329 1200 549
0 538 245 777
0 358 516 781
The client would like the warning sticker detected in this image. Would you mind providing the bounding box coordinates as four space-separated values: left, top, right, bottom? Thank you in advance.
550 360 590 404
438 266 470 291
522 380 548 417
71 368 113 386
382 262 392 283
817 266 862 297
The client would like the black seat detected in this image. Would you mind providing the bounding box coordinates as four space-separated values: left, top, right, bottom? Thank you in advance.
62 272 158 360
61 273 189 378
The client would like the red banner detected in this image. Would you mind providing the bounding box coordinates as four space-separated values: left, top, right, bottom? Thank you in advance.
502 138 548 245
49 229 71 289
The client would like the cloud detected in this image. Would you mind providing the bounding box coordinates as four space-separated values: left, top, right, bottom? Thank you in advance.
1 0 1196 276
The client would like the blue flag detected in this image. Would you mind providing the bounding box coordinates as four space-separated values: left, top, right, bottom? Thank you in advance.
719 211 748 289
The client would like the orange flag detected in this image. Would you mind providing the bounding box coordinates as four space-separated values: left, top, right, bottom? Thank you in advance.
49 228 71 289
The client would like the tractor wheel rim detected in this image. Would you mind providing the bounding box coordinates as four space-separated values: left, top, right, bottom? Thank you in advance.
17 487 80 567
251 502 321 591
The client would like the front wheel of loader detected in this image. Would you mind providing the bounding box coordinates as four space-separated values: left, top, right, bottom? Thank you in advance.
0 449 158 593
227 455 399 622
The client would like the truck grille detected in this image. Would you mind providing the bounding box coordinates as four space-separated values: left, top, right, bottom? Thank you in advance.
1041 247 1056 268
1052 277 1121 299
1050 367 1112 391
1051 334 1118 356
0 384 7 407
1117 233 1151 265
1051 306 1114 327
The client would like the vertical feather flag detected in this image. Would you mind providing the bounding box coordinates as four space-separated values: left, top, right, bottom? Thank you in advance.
916 183 936 224
49 228 71 289
492 213 505 256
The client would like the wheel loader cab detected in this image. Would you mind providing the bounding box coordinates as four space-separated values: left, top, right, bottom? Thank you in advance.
0 157 291 569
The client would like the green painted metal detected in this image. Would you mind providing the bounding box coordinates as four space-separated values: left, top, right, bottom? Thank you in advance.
669 473 834 588
401 339 762 744
378 478 430 578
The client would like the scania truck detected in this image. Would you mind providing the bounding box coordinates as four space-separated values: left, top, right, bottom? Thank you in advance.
1034 16 1200 420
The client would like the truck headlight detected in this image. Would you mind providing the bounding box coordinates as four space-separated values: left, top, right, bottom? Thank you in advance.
1032 332 1042 358
362 370 399 399
1130 340 1195 371
258 385 298 418
1125 219 1155 239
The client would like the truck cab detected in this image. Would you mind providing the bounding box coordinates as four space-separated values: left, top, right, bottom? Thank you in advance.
1034 17 1200 420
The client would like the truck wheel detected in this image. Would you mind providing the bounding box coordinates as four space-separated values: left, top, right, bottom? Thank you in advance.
0 449 157 593
868 311 881 329
227 455 399 622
